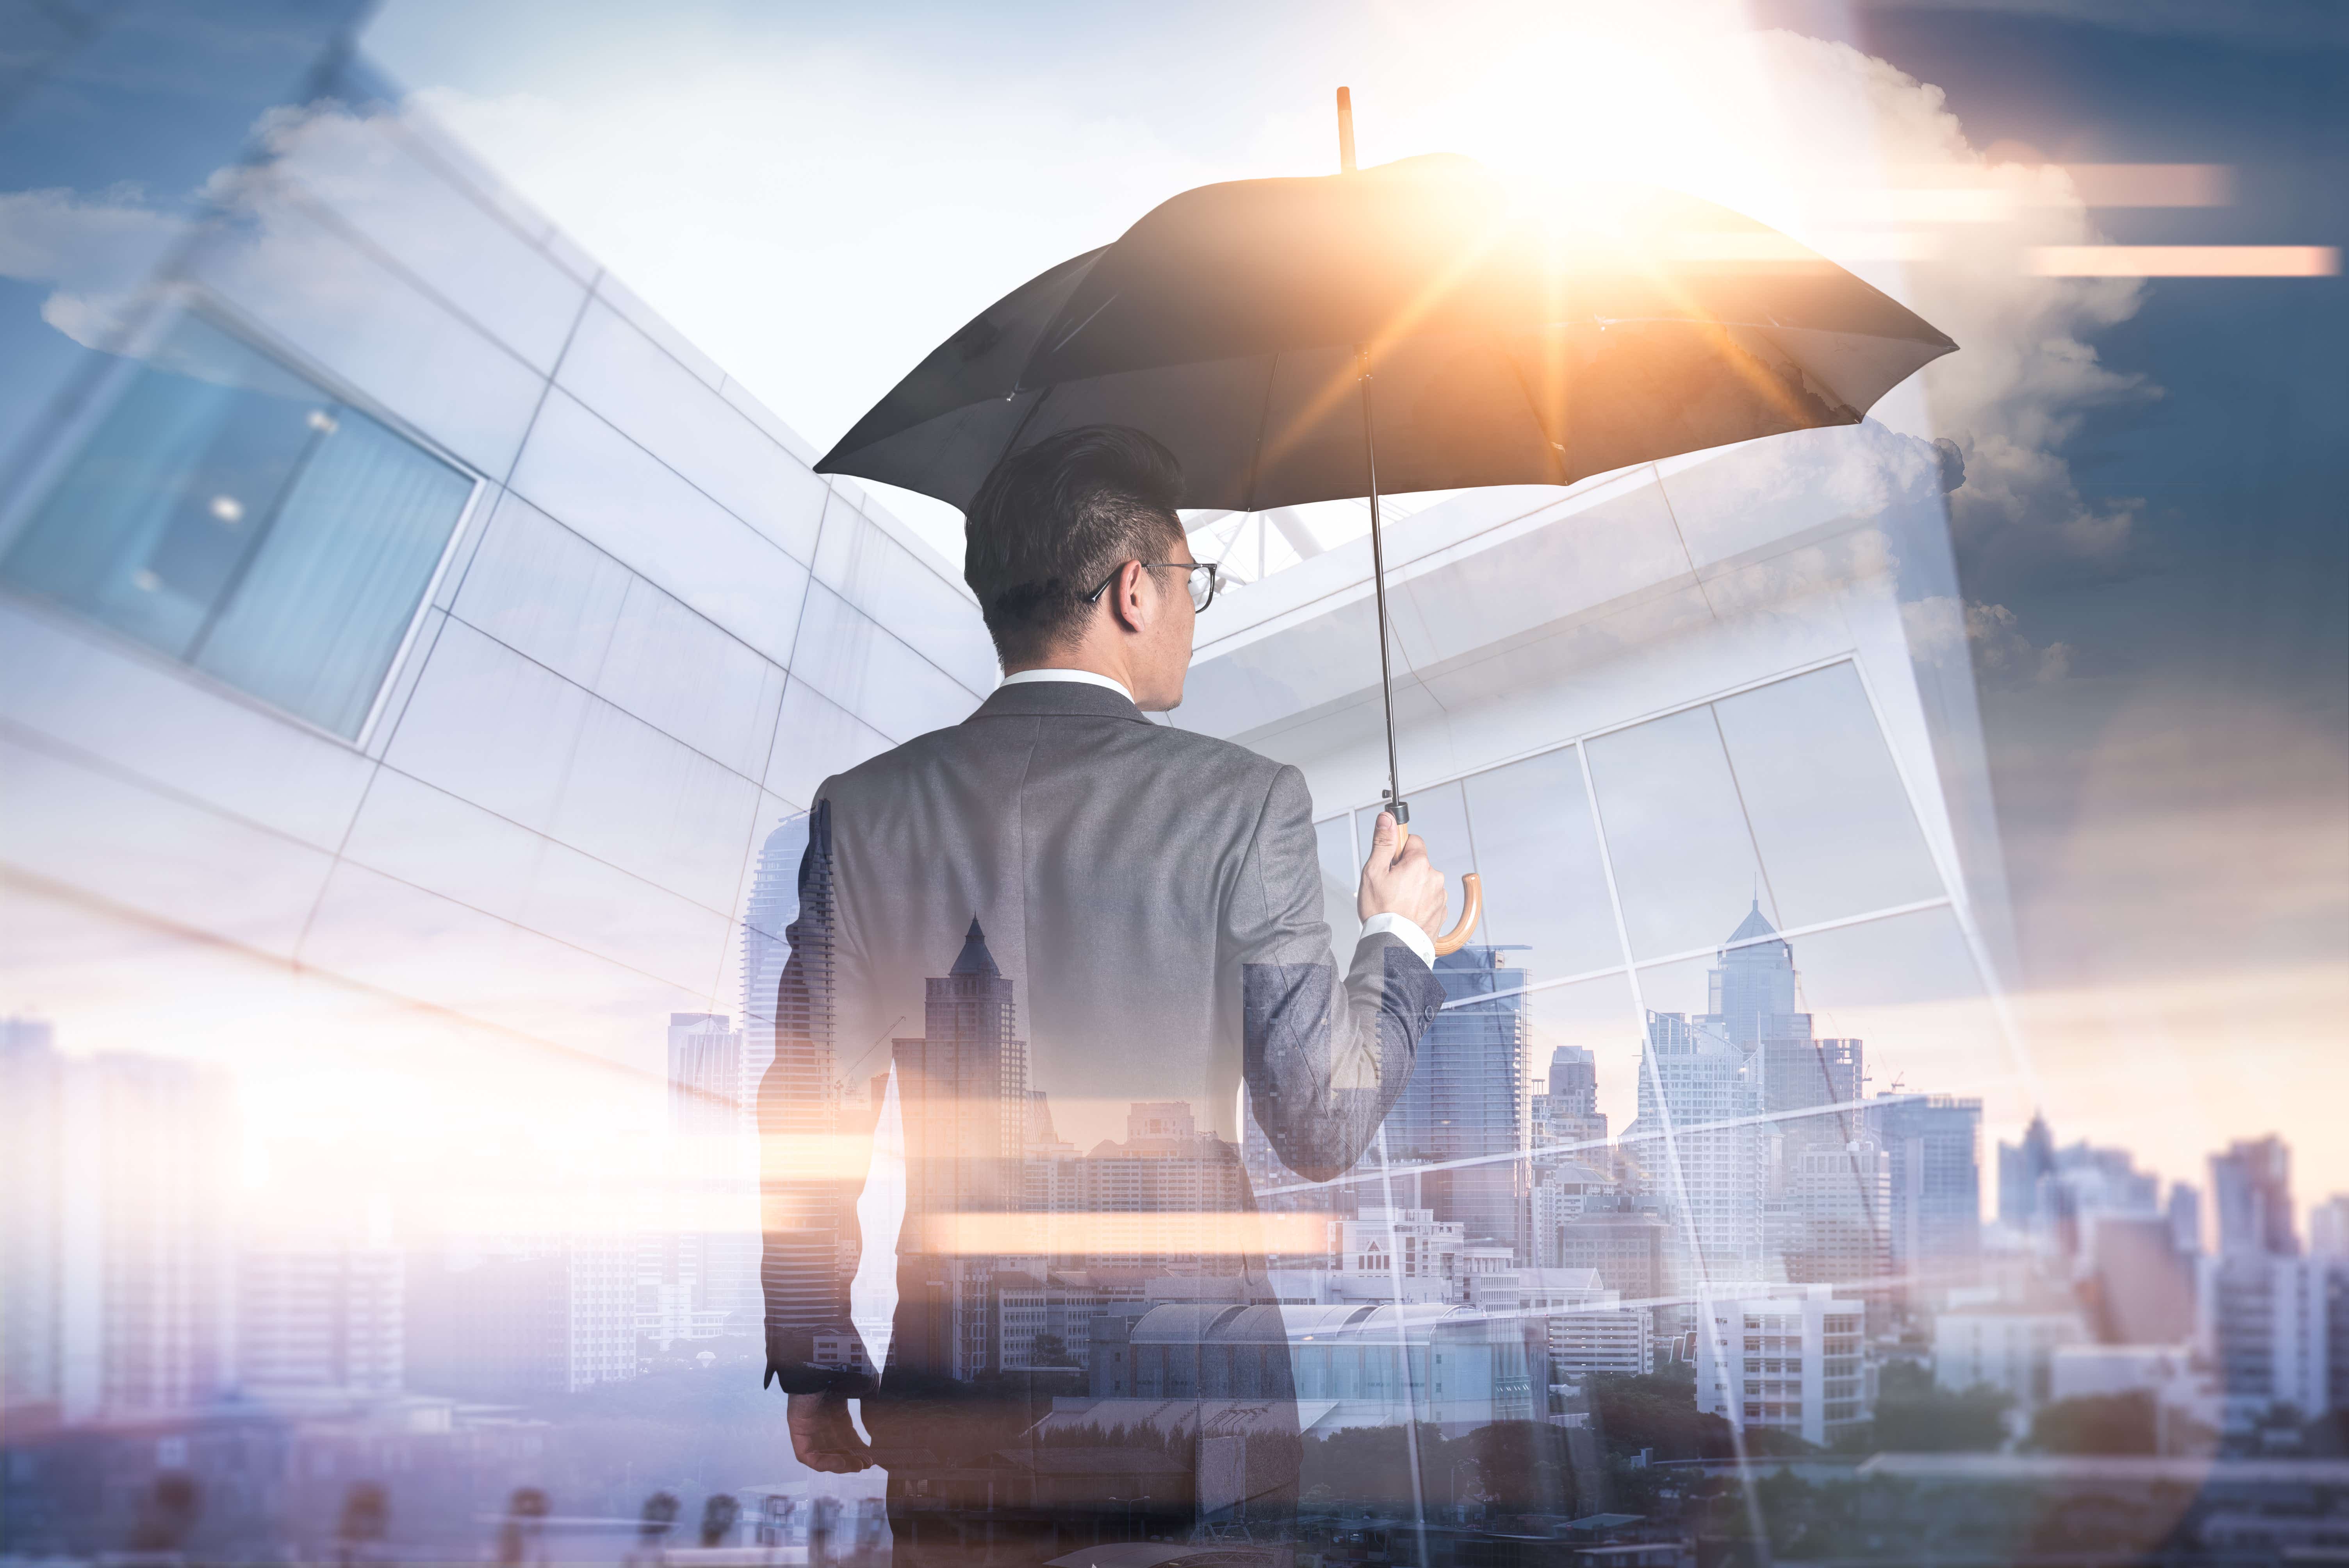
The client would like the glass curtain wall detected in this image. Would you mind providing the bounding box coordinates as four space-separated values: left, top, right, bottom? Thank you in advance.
1240 654 2017 1543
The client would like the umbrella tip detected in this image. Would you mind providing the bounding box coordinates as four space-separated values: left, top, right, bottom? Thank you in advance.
1336 86 1357 175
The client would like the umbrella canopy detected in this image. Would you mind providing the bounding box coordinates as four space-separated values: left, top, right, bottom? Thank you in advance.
817 153 1955 513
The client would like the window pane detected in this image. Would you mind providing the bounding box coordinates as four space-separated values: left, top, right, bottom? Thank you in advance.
195 405 473 736
2 315 472 738
2 319 319 658
1460 743 1620 976
1584 706 1775 960
1713 663 1944 927
1526 971 1642 1162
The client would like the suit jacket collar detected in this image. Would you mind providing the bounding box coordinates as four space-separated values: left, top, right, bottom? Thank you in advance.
973 679 1151 724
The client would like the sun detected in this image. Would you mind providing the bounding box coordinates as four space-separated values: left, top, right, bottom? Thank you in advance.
1370 1 1925 275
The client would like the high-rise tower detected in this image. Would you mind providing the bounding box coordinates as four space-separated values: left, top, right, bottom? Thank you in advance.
0 1031 241 1424
1381 947 1529 1256
653 1012 757 1340
760 807 841 1351
891 920 1031 1379
741 813 811 1083
1627 1008 1763 1285
1709 900 1804 1044
2212 1136 2299 1258
1628 904 1886 1291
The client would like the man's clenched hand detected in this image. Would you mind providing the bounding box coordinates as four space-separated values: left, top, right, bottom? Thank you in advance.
1356 810 1449 943
787 1390 875 1474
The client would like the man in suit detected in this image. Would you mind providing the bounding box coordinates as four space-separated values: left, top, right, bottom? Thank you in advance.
761 426 1451 1561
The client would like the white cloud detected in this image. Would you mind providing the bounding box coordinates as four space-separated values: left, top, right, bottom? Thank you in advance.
0 185 194 351
1741 34 2156 593
1903 594 2074 688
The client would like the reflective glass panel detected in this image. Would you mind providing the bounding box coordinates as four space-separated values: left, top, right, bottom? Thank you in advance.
1 315 472 737
1583 704 1776 960
1713 663 1945 927
1460 742 1621 976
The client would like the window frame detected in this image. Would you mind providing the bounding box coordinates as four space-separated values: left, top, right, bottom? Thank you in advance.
0 299 489 750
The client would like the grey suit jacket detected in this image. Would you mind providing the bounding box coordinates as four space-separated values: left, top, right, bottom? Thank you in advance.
759 679 1443 1399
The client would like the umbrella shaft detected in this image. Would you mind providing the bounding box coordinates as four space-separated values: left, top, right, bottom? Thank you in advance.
1358 363 1407 829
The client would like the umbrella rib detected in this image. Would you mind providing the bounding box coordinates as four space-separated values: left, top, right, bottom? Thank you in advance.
993 381 1059 473
1239 354 1278 514
1499 336 1573 486
1041 293 1120 361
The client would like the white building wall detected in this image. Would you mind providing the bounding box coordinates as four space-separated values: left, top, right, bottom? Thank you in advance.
0 95 995 1419
1548 1307 1652 1377
1933 1311 2088 1411
2050 1344 2193 1402
1696 1292 1870 1448
2197 1254 2335 1424
2 99 994 1086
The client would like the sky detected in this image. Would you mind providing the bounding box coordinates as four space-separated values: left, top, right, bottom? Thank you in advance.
357 0 2348 1205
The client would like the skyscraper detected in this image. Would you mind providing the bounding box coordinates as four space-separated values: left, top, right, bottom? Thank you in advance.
1998 1112 2058 1232
670 1011 746 1135
1627 1009 1763 1285
891 919 1030 1379
1878 1094 1983 1288
3 1038 242 1424
652 1012 758 1340
1381 947 1529 1256
1069 1101 1247 1273
1710 901 1805 1044
1786 1138 1890 1288
406 1233 636 1398
237 1242 403 1397
4 1027 248 1423
2312 1196 2349 1260
2168 1182 2205 1255
1533 1045 1609 1162
2197 1137 2331 1428
1759 1033 1881 1286
741 813 810 1083
1629 904 1880 1289
2212 1136 2299 1257
1 1019 63 1423
1550 1046 1600 1110
761 809 842 1349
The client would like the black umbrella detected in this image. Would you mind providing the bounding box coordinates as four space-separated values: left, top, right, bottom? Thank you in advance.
818 91 1955 943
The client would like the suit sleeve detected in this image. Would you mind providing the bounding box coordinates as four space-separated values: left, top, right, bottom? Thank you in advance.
758 798 874 1396
1232 764 1446 1183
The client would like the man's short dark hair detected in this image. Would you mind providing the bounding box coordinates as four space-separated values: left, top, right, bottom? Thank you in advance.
963 426 1185 667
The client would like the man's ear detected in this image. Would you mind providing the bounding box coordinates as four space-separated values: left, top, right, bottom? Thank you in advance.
1107 560 1148 633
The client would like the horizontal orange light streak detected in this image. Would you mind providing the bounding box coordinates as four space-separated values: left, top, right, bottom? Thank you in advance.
2028 245 2339 277
914 1211 1332 1256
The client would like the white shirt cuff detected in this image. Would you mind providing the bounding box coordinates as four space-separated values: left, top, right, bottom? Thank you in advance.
1360 912 1437 970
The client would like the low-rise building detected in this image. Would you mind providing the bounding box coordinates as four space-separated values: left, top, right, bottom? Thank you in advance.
996 1269 1108 1371
1548 1306 1653 1378
1333 1205 1466 1302
1695 1291 1871 1448
1932 1309 2087 1410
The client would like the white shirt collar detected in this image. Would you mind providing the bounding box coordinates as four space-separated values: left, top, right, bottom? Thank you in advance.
998 667 1135 702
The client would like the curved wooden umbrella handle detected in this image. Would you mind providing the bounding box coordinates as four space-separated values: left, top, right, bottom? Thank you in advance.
1432 871 1483 957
